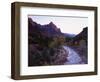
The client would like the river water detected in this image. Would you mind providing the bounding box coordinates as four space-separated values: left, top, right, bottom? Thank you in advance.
63 46 84 64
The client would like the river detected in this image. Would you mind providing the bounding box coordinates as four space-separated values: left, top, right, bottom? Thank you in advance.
63 46 84 64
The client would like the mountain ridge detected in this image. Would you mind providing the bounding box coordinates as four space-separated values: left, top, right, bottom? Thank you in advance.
28 17 88 44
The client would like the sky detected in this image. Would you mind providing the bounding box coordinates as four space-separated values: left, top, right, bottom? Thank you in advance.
28 15 88 34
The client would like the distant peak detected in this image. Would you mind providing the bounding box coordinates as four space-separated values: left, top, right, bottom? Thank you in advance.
28 17 33 22
49 22 57 27
83 27 88 32
28 18 37 23
49 22 54 25
83 27 88 30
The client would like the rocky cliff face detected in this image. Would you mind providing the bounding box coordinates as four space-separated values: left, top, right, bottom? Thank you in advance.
28 18 63 38
28 18 68 66
71 27 88 45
